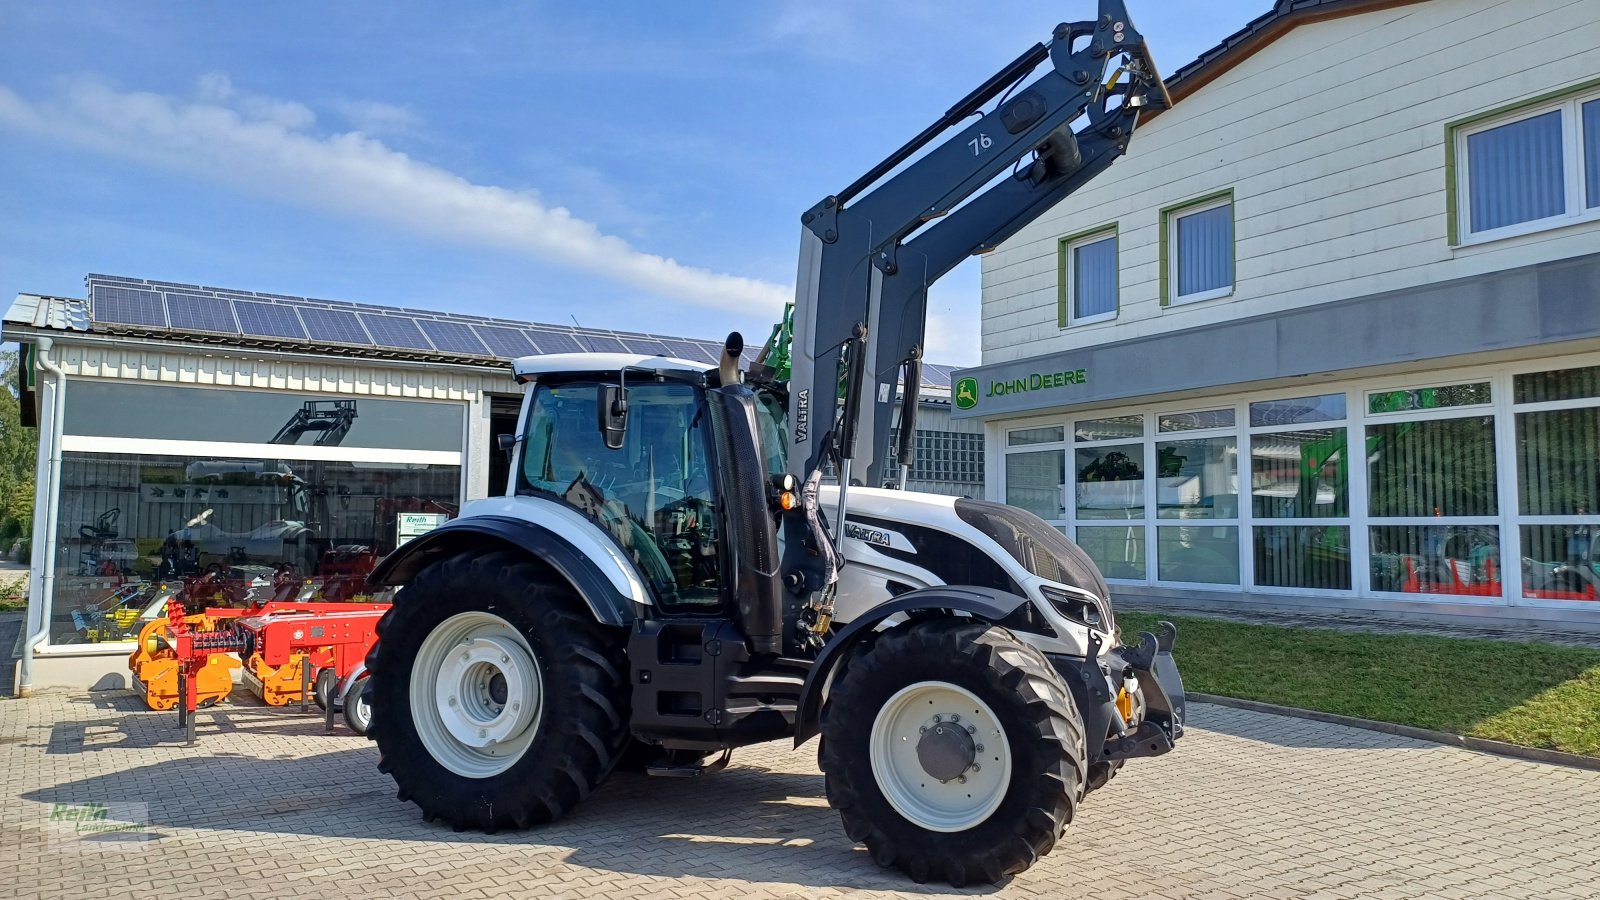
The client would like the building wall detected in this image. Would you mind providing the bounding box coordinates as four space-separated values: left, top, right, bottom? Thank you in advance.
980 0 1600 364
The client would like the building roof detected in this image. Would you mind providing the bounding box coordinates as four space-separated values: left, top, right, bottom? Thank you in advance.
1156 0 1430 114
2 274 960 392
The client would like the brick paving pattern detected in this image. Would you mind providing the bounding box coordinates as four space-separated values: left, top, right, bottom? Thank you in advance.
1116 599 1600 650
2 688 1598 899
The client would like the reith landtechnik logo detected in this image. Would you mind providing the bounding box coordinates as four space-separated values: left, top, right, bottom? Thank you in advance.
954 377 978 410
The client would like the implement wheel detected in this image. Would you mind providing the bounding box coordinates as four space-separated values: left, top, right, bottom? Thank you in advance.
818 619 1085 886
365 551 628 831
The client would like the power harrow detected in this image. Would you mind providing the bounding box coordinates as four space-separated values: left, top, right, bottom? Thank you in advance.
128 598 389 742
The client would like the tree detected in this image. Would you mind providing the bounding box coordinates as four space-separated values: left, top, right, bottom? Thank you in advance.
0 349 38 546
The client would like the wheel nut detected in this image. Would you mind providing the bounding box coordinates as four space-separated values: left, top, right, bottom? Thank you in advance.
478 728 487 738
966 724 976 734
957 775 967 784
512 702 520 711
919 725 927 734
932 714 941 723
971 764 981 773
975 744 984 753
949 714 960 723
448 696 457 707
500 654 509 664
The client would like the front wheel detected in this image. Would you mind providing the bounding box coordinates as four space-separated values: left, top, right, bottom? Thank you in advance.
818 619 1086 886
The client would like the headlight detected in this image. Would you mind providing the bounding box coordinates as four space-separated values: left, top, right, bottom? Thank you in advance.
1039 584 1110 630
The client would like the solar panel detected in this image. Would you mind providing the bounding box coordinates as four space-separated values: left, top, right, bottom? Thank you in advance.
694 342 726 363
359 313 433 350
473 325 536 358
621 338 672 358
164 292 239 334
234 300 307 339
86 274 150 287
524 328 584 354
299 307 372 345
416 319 490 355
582 334 627 353
661 340 712 362
90 285 167 327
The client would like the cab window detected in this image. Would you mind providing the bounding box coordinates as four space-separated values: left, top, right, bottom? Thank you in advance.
519 380 721 609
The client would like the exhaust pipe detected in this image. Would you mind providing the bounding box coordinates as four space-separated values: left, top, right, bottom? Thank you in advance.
719 332 744 386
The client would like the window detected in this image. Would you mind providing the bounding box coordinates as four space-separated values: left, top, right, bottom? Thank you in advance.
1073 414 1146 580
520 380 721 610
1366 413 1499 596
52 452 460 646
1451 82 1600 243
1513 366 1600 603
1061 228 1118 326
1162 192 1234 306
1249 391 1352 591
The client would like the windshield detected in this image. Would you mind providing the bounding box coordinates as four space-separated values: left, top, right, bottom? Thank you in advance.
519 379 722 609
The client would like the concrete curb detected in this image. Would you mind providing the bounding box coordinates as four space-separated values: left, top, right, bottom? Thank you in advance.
1189 692 1600 773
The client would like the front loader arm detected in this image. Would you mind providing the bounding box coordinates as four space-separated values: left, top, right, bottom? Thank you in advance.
783 0 1168 504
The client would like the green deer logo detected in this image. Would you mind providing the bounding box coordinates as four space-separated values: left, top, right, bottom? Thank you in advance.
955 377 979 410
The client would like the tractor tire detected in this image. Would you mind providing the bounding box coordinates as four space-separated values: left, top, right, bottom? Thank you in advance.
343 674 372 734
365 550 629 831
818 619 1086 887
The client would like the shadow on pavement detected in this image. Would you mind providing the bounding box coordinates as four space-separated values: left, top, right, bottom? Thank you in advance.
20 699 992 895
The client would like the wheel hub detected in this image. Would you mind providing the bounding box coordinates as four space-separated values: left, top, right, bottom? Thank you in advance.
916 720 976 782
435 635 538 749
411 611 545 778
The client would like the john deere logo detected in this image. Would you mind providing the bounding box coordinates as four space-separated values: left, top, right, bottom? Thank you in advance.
954 377 979 410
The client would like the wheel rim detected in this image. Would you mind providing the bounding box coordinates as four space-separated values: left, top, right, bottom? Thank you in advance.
869 680 1013 833
409 611 543 778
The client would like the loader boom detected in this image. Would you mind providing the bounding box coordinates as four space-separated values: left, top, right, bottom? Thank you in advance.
781 0 1168 525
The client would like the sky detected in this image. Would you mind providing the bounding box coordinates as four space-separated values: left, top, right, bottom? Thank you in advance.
0 1 1266 367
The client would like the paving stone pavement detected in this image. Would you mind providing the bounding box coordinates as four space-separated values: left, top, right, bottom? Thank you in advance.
1115 599 1600 650
2 689 1598 900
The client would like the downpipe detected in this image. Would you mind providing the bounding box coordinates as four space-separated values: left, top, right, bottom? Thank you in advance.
17 336 66 697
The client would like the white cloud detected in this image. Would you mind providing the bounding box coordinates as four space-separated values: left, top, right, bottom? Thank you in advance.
330 98 421 137
0 75 787 316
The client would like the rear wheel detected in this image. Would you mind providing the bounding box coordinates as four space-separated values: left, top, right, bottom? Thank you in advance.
818 619 1085 886
365 551 629 831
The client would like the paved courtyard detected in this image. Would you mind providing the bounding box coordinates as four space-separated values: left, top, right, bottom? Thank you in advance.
1 689 1598 900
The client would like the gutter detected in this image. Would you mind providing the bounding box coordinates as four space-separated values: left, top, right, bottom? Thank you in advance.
17 336 66 696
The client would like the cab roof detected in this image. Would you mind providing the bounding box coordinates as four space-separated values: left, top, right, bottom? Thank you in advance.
511 352 711 382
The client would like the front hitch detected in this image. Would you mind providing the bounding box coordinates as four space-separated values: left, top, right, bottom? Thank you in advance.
1107 621 1185 760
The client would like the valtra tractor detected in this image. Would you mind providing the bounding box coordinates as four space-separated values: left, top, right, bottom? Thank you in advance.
363 2 1185 885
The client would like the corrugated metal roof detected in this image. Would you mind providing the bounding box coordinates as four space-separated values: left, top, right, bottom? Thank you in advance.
4 294 91 332
5 276 958 391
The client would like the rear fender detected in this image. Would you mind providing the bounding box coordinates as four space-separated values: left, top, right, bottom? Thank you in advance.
368 514 637 627
792 585 1030 746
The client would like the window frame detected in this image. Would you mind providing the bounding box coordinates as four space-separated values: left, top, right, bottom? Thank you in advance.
1448 80 1600 247
1161 191 1236 307
1058 225 1120 327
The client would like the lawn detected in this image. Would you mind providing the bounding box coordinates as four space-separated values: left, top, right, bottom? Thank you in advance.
1118 612 1600 758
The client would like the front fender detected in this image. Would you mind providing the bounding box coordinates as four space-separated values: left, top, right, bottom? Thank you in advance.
368 516 635 627
793 585 1030 746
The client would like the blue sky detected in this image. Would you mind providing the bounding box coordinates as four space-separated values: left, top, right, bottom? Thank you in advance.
0 1 1265 366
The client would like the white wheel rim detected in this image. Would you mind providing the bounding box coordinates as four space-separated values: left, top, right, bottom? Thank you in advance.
869 681 1013 832
410 611 543 778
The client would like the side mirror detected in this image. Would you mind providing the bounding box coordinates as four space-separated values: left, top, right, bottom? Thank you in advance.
496 433 518 452
598 384 627 450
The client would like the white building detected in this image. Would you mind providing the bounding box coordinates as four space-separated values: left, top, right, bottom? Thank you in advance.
954 0 1600 628
4 274 976 692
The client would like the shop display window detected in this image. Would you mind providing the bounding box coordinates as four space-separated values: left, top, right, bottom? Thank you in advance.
51 451 459 645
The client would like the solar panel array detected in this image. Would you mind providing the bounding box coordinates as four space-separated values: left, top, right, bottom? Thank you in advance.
81 274 954 388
